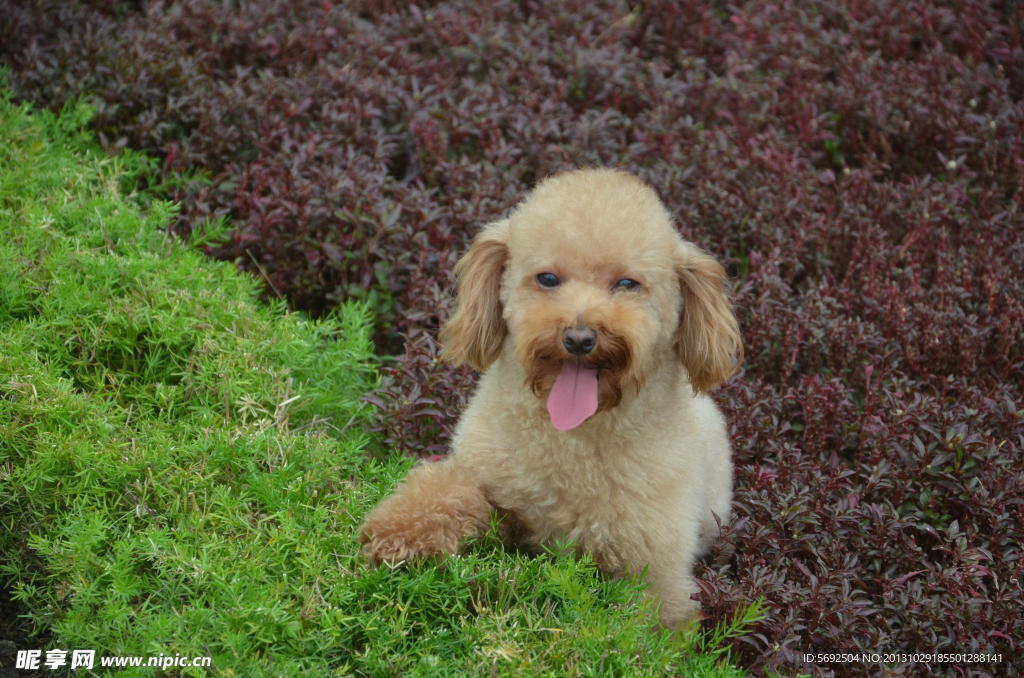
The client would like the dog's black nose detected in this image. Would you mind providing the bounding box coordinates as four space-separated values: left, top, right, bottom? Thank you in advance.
562 327 597 356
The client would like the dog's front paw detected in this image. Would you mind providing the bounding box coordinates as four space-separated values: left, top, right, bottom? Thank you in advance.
657 596 702 630
358 462 493 566
358 509 464 566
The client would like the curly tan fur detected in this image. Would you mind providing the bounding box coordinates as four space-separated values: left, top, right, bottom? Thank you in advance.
438 220 509 371
360 168 742 627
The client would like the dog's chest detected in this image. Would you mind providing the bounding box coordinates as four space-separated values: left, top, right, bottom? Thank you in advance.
485 436 672 571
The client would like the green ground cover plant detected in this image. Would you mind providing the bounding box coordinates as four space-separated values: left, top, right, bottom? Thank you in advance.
0 91 755 675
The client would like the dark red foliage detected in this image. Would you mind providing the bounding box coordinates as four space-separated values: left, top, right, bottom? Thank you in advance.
3 0 1022 674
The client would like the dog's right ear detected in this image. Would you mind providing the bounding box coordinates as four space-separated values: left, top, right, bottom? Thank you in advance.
439 219 510 371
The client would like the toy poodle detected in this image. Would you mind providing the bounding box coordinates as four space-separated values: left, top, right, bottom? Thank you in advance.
359 168 742 627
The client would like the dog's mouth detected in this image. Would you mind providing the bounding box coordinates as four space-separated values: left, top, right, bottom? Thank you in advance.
546 361 600 431
518 323 636 431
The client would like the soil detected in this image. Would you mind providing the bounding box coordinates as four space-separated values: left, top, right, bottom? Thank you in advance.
0 585 48 678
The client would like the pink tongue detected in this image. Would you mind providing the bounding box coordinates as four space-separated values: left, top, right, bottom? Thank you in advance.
546 362 599 431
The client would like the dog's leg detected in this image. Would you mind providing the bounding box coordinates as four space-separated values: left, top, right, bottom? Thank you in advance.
359 459 493 565
645 564 701 628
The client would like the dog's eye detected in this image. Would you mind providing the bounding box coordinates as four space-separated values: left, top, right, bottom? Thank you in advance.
614 278 641 291
536 272 561 289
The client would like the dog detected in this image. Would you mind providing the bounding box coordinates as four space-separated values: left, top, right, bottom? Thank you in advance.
359 168 742 627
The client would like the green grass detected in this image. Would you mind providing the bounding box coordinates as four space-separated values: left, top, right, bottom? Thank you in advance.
0 87 756 676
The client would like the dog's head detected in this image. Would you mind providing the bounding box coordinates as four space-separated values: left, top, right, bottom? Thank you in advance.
440 168 742 430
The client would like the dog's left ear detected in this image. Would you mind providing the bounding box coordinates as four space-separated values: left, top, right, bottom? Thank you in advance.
674 240 743 392
439 220 510 371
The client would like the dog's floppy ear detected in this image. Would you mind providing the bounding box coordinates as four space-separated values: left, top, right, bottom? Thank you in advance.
439 219 510 371
674 240 743 392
